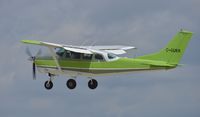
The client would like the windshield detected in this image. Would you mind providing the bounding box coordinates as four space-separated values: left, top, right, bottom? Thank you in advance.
107 53 117 59
56 48 65 57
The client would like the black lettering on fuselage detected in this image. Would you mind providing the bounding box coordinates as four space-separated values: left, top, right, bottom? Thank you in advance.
166 48 181 53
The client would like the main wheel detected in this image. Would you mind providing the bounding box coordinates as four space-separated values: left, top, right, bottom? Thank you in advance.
44 81 53 90
66 79 76 89
88 79 98 89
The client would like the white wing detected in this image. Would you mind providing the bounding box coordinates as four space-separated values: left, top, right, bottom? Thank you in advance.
21 40 135 55
21 40 93 54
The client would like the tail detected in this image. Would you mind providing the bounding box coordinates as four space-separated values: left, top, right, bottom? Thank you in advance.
136 29 193 65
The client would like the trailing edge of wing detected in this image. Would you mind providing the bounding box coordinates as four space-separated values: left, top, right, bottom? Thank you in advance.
104 50 126 54
85 45 136 55
63 47 92 54
84 45 136 50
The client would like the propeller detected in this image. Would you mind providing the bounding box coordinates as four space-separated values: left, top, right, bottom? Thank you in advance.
26 47 41 80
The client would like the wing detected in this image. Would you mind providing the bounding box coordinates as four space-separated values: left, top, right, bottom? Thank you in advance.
21 40 92 54
21 40 136 55
22 40 136 55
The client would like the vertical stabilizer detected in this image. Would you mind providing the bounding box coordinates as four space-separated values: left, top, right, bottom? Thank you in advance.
136 30 193 65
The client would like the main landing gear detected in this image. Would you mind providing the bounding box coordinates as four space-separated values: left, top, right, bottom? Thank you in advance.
44 73 98 90
88 79 98 89
65 78 98 90
66 79 76 89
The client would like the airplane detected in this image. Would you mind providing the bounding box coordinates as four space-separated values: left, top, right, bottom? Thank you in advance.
21 29 193 90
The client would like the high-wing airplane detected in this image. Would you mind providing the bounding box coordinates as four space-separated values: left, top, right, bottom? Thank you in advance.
21 30 193 90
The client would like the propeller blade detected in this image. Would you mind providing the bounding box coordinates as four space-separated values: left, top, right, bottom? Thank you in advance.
25 47 39 80
36 49 42 57
33 62 36 80
26 47 32 57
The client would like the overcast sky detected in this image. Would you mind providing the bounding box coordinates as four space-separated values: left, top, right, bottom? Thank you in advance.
0 0 200 117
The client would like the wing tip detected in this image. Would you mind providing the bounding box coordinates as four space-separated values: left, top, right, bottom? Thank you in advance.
21 40 41 45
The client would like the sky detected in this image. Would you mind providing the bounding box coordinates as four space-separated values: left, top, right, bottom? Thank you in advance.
0 0 200 117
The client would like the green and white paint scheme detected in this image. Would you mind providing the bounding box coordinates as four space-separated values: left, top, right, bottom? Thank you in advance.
21 30 193 90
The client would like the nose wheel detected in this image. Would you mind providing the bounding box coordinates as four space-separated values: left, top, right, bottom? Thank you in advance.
44 73 54 90
88 79 98 89
44 81 53 90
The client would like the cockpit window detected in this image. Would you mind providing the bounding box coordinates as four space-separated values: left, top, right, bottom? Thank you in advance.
83 54 93 60
95 54 104 61
108 53 117 59
56 48 65 57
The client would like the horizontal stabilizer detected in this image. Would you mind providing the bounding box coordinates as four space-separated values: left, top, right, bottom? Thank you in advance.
134 59 174 67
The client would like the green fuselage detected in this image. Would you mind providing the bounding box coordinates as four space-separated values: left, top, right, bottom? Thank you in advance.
35 57 174 76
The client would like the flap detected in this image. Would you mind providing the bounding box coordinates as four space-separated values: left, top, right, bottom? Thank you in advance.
63 47 92 54
104 50 126 55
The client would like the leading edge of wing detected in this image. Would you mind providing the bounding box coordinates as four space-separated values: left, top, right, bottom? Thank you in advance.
21 40 62 48
21 40 92 54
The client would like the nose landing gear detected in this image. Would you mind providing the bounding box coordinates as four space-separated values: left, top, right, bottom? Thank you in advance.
44 81 53 90
44 73 55 90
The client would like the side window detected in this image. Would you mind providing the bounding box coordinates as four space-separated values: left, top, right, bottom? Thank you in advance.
65 50 71 59
82 54 93 60
71 52 81 59
95 54 104 61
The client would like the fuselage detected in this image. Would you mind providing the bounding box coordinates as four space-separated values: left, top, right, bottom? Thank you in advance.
35 56 174 77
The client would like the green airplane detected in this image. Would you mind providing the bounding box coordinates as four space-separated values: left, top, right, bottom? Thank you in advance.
21 29 193 90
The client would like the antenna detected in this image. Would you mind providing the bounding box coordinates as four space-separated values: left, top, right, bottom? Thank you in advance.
133 48 138 58
80 39 90 46
88 40 98 49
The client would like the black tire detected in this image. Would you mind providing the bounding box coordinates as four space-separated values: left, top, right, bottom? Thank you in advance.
44 81 53 90
88 79 98 89
66 79 76 89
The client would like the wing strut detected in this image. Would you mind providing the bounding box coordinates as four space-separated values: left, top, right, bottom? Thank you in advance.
48 47 62 72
